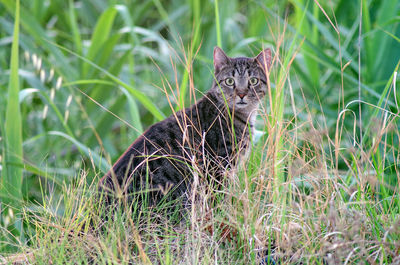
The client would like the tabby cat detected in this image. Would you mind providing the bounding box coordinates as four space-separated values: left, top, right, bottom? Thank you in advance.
99 47 272 211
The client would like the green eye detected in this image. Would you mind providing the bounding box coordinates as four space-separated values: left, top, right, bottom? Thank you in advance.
249 77 259 86
225 78 235 86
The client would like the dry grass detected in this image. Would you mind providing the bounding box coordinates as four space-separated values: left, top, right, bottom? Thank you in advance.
6 91 399 264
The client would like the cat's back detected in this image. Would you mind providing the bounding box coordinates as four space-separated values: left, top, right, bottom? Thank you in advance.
98 100 211 195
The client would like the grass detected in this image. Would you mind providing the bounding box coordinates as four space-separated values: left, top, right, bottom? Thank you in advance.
0 0 400 263
1 0 23 247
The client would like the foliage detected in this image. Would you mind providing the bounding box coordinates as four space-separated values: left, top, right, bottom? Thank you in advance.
0 0 399 263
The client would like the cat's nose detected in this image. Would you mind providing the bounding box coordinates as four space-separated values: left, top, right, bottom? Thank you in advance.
238 93 246 99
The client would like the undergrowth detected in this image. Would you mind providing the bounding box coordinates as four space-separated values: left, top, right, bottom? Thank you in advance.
8 95 400 264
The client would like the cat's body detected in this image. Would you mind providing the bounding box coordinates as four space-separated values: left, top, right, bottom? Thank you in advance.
99 47 271 210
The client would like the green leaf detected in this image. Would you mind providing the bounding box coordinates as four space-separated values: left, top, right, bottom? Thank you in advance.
1 0 23 240
82 6 118 77
47 131 110 174
68 0 82 55
50 41 166 121
0 0 78 79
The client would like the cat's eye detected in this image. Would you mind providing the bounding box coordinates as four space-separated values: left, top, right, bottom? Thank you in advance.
249 77 259 86
225 78 235 86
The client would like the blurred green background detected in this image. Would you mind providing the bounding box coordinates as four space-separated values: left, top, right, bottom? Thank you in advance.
0 0 399 253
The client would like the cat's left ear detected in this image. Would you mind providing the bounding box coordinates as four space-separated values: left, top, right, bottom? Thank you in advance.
255 48 272 73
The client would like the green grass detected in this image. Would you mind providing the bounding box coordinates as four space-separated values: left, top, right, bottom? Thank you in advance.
0 0 400 263
1 0 23 248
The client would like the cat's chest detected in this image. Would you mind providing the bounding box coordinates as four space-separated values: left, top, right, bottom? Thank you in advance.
235 111 257 139
235 111 257 159
211 111 257 157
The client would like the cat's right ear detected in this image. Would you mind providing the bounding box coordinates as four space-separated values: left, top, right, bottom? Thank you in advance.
213 46 229 73
255 48 272 73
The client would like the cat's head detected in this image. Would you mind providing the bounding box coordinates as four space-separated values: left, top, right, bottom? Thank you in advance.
211 47 271 113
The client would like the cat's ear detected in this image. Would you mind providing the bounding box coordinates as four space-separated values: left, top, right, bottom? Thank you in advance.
255 48 272 73
213 46 229 73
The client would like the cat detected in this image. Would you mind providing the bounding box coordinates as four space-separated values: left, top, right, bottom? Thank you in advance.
98 46 272 212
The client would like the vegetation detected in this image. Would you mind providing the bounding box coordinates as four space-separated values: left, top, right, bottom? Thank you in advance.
0 0 399 263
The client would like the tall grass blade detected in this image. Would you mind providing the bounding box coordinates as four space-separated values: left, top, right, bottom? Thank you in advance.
120 86 143 138
294 0 320 87
68 0 82 55
82 6 117 77
178 23 201 110
214 0 222 48
1 0 23 243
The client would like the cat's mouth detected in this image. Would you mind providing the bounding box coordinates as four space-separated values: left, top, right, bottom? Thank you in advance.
236 98 247 105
